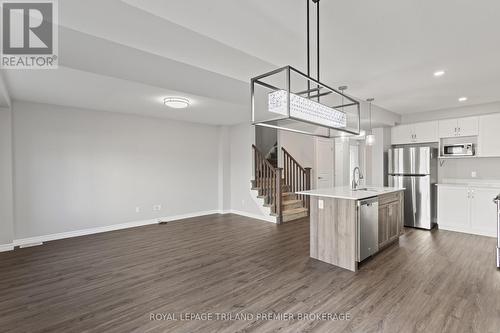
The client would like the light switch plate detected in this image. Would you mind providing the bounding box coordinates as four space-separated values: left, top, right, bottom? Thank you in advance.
471 171 477 178
318 199 324 210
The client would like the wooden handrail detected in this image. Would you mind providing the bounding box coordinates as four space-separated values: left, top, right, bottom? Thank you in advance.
252 145 282 222
252 145 277 171
281 147 306 173
281 147 312 215
252 145 312 222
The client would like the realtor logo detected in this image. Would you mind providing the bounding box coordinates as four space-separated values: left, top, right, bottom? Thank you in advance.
1 0 58 68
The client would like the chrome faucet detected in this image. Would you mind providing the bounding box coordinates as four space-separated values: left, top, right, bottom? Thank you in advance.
352 167 364 190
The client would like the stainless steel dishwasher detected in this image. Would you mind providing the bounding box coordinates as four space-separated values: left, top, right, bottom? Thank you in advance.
357 197 379 262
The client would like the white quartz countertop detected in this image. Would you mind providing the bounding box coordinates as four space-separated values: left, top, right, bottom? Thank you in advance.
296 186 405 200
436 178 500 189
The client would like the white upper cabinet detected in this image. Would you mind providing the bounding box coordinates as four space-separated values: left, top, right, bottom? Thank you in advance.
438 117 478 138
438 119 458 138
478 113 500 157
391 121 438 145
391 124 413 145
457 117 479 137
413 121 439 143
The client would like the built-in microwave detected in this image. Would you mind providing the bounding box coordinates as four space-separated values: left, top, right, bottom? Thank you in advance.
442 143 475 156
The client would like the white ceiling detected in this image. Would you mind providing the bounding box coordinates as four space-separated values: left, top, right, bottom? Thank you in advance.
3 0 500 124
5 66 246 125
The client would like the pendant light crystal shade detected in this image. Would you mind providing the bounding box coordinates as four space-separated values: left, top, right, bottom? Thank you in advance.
251 66 361 138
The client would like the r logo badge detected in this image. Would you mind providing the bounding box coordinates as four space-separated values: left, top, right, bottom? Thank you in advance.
1 0 58 68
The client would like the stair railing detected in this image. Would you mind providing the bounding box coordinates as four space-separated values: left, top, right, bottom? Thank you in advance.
282 147 312 215
252 145 283 222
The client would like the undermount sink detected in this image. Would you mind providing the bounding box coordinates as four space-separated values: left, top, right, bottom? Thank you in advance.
353 188 381 192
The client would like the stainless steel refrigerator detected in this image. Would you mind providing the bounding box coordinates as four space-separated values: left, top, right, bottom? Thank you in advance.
388 146 438 230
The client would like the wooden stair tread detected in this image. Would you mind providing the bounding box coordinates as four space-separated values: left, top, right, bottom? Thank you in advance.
283 199 301 205
282 207 308 215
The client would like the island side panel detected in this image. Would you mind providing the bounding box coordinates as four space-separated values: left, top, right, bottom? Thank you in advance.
310 196 357 271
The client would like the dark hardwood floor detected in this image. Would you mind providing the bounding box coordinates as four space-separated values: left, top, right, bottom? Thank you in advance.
1 214 499 333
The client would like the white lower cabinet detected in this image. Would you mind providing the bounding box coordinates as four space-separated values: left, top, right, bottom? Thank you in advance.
437 185 498 237
437 186 469 230
469 187 499 236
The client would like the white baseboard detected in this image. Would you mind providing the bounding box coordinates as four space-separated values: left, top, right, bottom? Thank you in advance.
438 225 496 238
0 243 14 252
228 210 276 223
9 209 275 250
19 242 43 248
13 210 222 247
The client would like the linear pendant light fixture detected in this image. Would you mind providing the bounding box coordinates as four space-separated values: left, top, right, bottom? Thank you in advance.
250 0 360 138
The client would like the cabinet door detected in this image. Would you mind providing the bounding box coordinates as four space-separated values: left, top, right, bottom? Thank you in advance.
378 204 389 246
469 187 498 237
437 186 469 230
391 124 413 145
438 119 458 138
478 114 500 157
414 121 438 143
388 201 400 241
457 117 478 137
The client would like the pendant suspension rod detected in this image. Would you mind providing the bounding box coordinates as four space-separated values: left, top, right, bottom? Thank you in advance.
316 0 320 82
307 0 310 77
306 0 310 97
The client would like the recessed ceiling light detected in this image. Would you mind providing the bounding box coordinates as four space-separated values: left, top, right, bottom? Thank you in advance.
458 97 468 102
163 97 190 109
433 70 445 77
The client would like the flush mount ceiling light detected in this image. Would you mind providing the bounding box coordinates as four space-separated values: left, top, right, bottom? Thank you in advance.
458 97 468 102
250 0 360 138
433 70 445 77
163 97 190 109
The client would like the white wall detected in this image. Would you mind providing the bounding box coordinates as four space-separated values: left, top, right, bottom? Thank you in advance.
228 123 271 220
12 101 220 239
0 107 14 246
255 126 277 156
401 101 500 123
278 130 315 168
368 128 391 186
217 126 231 212
334 138 350 186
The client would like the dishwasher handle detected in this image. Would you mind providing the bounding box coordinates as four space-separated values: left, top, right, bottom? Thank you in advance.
359 197 379 207
494 195 500 204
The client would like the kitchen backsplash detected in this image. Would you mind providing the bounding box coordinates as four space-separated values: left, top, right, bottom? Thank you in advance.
438 157 500 182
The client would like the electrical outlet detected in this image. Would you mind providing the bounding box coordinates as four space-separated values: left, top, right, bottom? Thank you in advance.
471 171 477 178
153 204 162 211
318 199 324 210
135 207 141 213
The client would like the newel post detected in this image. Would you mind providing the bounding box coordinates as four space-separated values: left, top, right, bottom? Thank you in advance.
305 167 312 215
275 168 283 224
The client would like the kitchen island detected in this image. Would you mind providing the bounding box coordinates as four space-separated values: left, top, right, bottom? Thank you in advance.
297 187 405 272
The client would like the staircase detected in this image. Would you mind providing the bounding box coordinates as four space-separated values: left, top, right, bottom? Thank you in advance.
251 145 312 224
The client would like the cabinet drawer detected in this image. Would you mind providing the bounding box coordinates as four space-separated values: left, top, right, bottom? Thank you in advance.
379 192 401 205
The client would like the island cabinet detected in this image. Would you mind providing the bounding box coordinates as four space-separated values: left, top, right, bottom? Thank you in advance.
298 187 406 272
378 192 404 248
